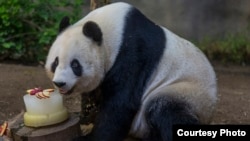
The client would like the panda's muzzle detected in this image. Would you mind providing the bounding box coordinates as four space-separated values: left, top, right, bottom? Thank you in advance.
53 81 66 88
53 81 75 95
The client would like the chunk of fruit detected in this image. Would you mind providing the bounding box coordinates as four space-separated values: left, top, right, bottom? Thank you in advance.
44 89 54 92
35 92 44 99
43 91 50 98
0 121 8 136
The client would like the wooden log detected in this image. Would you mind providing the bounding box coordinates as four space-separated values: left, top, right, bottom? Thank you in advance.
9 113 80 141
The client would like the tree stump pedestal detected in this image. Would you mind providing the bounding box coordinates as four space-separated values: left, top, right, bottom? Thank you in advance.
8 113 80 141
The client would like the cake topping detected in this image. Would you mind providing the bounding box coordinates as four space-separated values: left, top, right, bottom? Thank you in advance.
0 121 8 136
26 88 55 99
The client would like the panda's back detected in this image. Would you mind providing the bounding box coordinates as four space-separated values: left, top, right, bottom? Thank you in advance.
129 28 217 138
145 28 217 114
146 28 217 97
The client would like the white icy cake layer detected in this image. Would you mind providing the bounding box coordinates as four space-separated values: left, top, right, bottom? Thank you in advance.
23 91 68 127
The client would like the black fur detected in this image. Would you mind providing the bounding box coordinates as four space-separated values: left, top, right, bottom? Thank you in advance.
51 57 58 73
82 21 103 46
75 7 166 141
59 16 70 33
71 59 82 76
144 96 199 141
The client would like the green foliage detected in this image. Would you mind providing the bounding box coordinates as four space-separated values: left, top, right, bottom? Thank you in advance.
197 33 250 65
0 0 84 63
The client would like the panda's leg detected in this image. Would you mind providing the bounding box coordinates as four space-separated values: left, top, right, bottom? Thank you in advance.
144 95 199 141
74 103 135 141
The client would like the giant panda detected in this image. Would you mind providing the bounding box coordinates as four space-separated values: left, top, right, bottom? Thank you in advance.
45 2 217 141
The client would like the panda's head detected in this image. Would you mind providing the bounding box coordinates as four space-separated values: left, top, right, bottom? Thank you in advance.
45 17 105 94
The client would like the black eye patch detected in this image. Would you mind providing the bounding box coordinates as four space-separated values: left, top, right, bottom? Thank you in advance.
51 57 59 73
71 59 82 76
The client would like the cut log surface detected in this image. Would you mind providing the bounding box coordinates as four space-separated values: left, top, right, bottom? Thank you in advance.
10 113 80 141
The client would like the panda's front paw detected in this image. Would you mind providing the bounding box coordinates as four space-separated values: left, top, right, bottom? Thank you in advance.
80 123 94 136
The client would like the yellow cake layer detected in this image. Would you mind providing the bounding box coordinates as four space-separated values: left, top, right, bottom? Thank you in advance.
24 108 68 127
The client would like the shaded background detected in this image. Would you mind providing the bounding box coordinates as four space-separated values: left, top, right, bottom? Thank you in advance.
112 0 250 41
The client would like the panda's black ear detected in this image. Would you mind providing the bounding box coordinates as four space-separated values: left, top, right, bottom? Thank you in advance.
59 16 70 34
82 21 103 46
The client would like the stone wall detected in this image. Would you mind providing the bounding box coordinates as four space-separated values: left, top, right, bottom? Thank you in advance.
112 0 250 41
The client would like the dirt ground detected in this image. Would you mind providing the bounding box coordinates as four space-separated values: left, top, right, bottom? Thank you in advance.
0 62 250 125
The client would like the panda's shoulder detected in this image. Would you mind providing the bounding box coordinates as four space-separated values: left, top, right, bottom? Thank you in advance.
73 2 132 28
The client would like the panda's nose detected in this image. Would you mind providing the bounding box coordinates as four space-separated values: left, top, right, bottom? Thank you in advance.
53 81 66 88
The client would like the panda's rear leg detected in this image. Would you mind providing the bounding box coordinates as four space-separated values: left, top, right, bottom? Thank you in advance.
144 95 200 141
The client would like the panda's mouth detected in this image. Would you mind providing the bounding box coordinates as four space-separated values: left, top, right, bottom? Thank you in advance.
59 88 68 94
59 87 74 95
